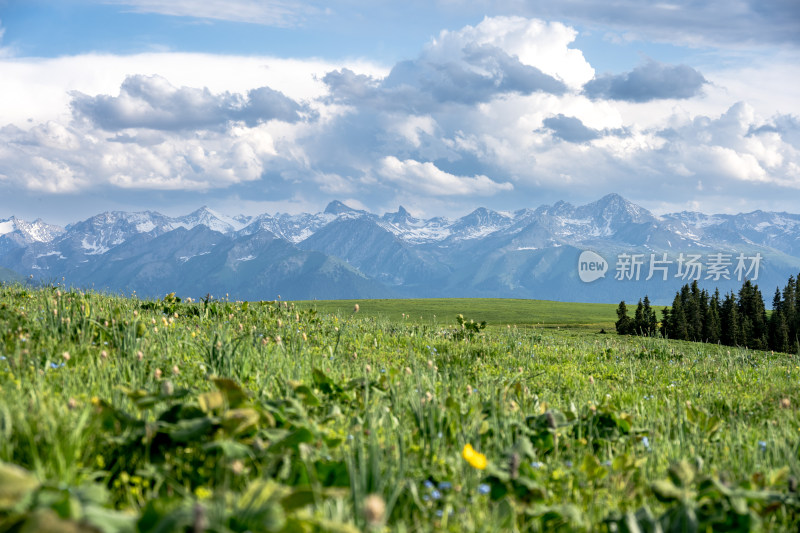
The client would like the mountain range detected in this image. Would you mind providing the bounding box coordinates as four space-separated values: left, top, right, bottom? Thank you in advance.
2 194 799 304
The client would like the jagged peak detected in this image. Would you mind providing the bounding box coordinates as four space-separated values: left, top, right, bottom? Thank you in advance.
323 200 361 215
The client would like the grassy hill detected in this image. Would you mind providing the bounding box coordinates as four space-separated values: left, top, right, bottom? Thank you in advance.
0 284 797 531
0 266 22 283
294 297 624 330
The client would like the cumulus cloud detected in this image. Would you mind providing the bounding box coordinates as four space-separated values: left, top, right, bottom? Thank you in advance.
377 156 513 196
104 0 319 27
0 15 798 218
323 17 591 112
584 60 707 102
444 0 800 48
542 114 600 143
0 111 284 193
70 74 309 131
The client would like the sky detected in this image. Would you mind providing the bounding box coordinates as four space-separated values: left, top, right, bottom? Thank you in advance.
0 0 798 224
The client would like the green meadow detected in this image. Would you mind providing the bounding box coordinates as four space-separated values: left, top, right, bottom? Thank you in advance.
295 298 621 331
0 284 798 532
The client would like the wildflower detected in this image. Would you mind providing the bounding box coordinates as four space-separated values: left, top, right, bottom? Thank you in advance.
588 375 595 385
353 304 360 313
137 351 144 361
172 365 180 375
100 350 108 359
477 483 490 495
154 368 162 379
405 366 412 375
758 440 767 452
780 398 791 409
194 486 212 500
531 461 544 469
641 436 651 450
462 443 487 470
363 494 385 526
62 351 70 361
231 460 244 475
423 480 434 490
438 481 452 491
365 364 372 373
67 398 78 410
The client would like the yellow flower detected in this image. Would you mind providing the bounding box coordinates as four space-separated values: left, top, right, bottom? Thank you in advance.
462 443 487 470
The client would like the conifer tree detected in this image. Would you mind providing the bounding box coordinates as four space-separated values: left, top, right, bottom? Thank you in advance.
670 294 688 341
703 289 721 344
738 280 768 349
615 301 633 335
782 275 798 348
634 299 645 335
643 295 657 336
720 292 740 346
769 288 789 353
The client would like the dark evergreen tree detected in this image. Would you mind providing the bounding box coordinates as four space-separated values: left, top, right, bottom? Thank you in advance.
769 288 790 353
738 280 768 349
782 275 798 349
670 294 688 341
679 284 698 341
720 292 740 346
615 301 633 335
643 296 658 336
703 289 721 344
660 307 670 338
634 299 646 335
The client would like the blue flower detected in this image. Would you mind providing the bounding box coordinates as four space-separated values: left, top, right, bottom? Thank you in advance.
49 362 65 369
431 489 442 500
477 484 490 495
758 440 767 452
564 460 573 467
435 509 443 517
438 481 452 491
642 436 651 449
530 461 544 469
423 480 434 490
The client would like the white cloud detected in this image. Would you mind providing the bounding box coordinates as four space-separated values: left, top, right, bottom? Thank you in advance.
0 53 388 128
376 156 513 196
430 16 595 89
0 15 798 218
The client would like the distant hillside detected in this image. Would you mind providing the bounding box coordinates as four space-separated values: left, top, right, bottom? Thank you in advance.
0 267 23 283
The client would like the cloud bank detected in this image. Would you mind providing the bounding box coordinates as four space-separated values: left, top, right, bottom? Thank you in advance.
0 15 798 221
71 74 309 131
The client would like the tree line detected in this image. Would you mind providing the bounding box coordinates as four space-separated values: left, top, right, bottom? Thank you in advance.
616 274 800 354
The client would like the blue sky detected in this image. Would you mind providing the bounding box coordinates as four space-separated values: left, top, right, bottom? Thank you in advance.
0 0 798 223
